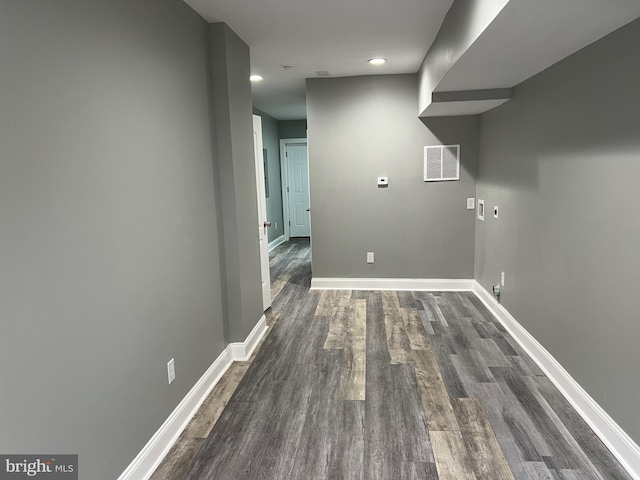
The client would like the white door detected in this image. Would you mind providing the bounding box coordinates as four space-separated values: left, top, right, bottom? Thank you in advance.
287 144 311 237
252 115 272 311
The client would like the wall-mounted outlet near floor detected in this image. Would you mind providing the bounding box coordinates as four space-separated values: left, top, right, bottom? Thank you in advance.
367 252 375 264
167 358 175 384
501 272 505 287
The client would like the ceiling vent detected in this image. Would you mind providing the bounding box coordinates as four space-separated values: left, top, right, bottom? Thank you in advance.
315 71 331 77
424 145 460 182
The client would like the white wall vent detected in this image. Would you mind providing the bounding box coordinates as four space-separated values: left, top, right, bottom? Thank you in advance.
424 145 460 182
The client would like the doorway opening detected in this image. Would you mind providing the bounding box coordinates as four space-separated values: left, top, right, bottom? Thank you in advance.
279 138 310 241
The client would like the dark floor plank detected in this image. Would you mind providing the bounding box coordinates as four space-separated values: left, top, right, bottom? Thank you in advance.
536 376 632 480
400 462 439 480
160 240 634 480
365 364 434 475
366 291 393 384
286 350 345 479
397 290 419 309
491 366 584 470
430 336 468 399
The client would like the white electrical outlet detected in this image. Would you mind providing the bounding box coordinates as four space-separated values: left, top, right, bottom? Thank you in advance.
167 358 175 384
501 272 505 287
467 198 475 210
367 252 375 264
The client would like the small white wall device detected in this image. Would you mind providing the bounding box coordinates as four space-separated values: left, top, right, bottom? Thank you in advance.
377 176 389 186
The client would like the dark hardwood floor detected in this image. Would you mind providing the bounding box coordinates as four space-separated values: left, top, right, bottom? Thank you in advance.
152 238 631 480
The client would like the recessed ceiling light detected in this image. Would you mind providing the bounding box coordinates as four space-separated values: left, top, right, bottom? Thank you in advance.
250 75 264 82
368 58 387 65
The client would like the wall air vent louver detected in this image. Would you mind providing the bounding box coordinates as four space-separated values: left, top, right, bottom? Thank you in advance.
424 145 460 182
315 71 331 77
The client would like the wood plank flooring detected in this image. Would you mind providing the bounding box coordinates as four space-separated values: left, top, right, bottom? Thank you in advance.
152 238 632 480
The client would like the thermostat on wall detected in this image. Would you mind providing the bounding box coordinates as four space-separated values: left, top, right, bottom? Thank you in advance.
377 176 389 186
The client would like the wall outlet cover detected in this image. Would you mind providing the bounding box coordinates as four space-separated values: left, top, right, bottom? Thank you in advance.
494 206 499 218
367 252 375 264
467 198 475 210
167 358 176 384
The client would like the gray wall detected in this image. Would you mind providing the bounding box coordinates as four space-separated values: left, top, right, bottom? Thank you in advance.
254 109 285 242
278 119 307 140
209 23 264 344
0 2 261 479
307 74 477 279
475 18 640 443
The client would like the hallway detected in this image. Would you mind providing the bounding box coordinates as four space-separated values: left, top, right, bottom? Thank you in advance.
153 239 630 479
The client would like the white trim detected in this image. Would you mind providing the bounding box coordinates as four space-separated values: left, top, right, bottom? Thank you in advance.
268 235 286 252
279 138 307 241
117 315 268 480
471 280 640 480
229 315 267 361
310 277 474 291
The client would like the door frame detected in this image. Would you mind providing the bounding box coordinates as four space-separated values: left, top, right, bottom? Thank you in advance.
279 138 308 240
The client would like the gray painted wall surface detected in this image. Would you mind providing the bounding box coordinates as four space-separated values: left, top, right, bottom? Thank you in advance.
278 120 307 140
475 18 640 443
254 109 285 242
0 1 226 478
209 24 264 344
307 74 477 279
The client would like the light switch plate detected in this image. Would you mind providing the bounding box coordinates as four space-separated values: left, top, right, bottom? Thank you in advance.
367 252 375 264
467 198 475 210
494 205 499 218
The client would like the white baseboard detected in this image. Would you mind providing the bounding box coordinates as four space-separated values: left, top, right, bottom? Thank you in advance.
310 277 474 291
472 280 640 480
268 235 286 251
117 314 268 480
230 314 267 361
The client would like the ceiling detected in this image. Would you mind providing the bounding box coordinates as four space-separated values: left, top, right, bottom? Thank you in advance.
184 0 640 121
184 0 454 120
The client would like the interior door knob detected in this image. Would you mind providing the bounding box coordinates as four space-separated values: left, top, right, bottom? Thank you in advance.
264 221 272 227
